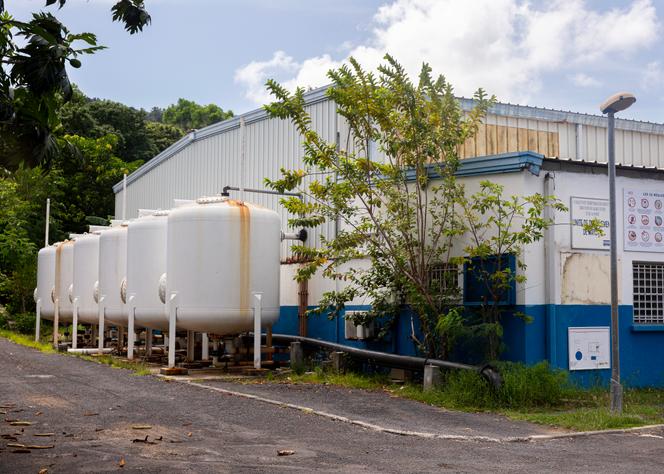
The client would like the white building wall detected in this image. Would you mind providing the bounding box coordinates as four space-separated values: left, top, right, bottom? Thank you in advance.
545 169 664 306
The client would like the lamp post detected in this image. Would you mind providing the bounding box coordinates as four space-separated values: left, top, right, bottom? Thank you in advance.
600 92 636 414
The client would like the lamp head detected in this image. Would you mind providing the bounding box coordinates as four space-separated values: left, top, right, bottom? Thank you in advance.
600 92 636 114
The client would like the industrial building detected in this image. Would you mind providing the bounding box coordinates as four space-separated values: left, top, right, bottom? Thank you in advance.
113 86 664 387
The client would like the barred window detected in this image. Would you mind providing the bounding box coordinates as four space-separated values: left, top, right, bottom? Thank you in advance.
633 262 664 324
429 263 460 300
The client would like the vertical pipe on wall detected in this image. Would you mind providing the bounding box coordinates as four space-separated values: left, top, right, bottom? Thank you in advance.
544 172 558 366
240 117 246 202
575 123 584 161
122 174 127 221
44 198 50 247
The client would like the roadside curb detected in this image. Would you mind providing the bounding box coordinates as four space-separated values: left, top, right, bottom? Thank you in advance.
176 378 664 443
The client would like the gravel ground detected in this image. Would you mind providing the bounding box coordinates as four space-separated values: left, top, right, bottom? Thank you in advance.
1 337 664 473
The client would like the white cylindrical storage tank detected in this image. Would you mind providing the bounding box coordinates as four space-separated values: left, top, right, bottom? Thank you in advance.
54 240 74 323
35 245 57 320
126 211 168 330
72 233 100 324
98 224 128 326
166 197 281 334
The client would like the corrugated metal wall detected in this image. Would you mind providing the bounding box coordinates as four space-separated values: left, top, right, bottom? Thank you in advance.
115 99 338 258
115 95 664 257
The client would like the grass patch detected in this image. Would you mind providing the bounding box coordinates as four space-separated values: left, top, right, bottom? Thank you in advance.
276 366 389 390
0 329 152 376
265 362 664 432
77 354 153 376
0 329 55 353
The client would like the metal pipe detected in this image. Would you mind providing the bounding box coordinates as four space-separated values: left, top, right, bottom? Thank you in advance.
607 111 622 413
68 347 114 354
253 293 262 369
221 185 302 199
281 229 308 242
44 198 50 247
269 333 501 388
122 174 127 221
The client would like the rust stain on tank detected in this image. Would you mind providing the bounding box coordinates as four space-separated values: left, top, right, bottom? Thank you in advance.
228 200 251 313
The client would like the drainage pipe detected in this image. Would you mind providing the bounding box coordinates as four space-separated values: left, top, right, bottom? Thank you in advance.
67 347 114 354
268 333 502 388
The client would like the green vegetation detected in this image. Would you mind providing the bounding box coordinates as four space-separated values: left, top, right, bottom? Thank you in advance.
0 328 55 352
264 56 564 361
265 362 664 432
0 330 152 375
0 3 233 332
77 354 153 376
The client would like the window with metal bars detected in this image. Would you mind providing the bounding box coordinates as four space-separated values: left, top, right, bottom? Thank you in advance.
428 263 460 301
633 262 664 324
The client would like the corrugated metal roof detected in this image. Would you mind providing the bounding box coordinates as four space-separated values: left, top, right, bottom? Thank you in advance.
114 85 664 193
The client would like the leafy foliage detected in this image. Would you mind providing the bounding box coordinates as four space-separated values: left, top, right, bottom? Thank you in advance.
265 55 494 358
162 98 233 130
0 1 150 169
265 55 564 361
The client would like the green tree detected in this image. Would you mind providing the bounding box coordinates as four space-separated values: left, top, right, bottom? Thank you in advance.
51 134 142 233
264 55 563 361
146 121 184 153
264 55 493 358
162 98 233 130
0 0 150 169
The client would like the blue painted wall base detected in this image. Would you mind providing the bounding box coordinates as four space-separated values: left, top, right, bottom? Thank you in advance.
275 304 664 388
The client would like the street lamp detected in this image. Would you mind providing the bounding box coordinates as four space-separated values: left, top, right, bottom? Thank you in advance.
600 92 636 414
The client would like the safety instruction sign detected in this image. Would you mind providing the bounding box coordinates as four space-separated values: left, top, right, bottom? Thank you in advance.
624 189 664 253
568 327 610 371
570 197 610 250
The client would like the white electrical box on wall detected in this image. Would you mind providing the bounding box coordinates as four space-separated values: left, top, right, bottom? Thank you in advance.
568 327 611 371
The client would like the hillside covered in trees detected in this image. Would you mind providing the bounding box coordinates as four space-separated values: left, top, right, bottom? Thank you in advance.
0 87 233 331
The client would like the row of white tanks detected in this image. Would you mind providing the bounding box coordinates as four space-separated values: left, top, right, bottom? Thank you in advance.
35 197 282 356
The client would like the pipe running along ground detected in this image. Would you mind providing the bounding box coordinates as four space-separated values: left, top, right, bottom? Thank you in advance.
266 333 502 389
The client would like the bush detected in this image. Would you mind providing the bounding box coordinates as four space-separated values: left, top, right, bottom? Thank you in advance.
441 361 572 409
11 312 36 335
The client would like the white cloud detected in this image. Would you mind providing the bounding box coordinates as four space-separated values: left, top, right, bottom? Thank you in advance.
235 0 659 105
641 61 663 90
570 73 601 88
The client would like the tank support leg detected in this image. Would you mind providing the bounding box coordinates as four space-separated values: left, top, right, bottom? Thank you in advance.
98 296 105 352
201 333 209 361
253 292 263 370
145 328 152 357
92 324 98 348
167 294 177 368
72 298 79 350
212 338 219 366
53 297 60 349
186 331 195 362
127 306 135 361
118 326 125 353
35 299 41 342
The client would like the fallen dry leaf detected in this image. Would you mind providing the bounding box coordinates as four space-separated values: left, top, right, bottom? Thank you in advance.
38 469 48 474
119 457 125 468
277 450 295 456
9 421 32 426
131 425 152 430
186 432 192 437
83 413 98 417
7 443 25 448
35 411 43 416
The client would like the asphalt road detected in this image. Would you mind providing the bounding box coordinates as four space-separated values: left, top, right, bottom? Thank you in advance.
1 337 664 473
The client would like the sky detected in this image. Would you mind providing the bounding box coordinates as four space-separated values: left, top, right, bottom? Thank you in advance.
8 0 664 122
